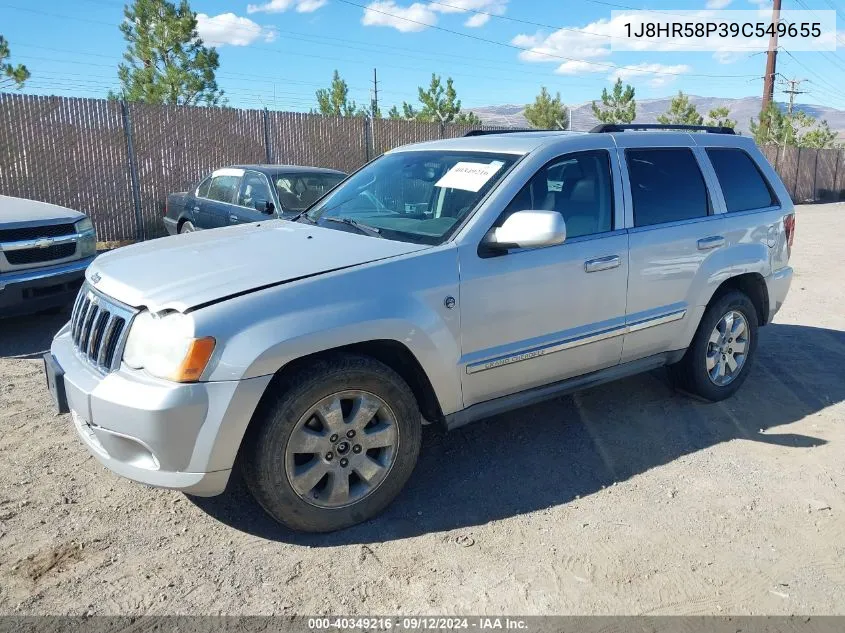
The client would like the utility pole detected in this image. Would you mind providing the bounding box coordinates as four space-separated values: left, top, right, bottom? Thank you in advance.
761 0 782 135
371 68 379 119
781 77 806 115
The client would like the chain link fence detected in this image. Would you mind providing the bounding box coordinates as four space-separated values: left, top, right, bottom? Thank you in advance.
0 93 841 243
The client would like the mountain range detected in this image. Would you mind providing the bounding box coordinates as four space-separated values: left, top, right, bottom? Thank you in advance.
470 96 845 136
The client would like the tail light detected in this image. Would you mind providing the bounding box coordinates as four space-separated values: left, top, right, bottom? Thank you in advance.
783 213 795 256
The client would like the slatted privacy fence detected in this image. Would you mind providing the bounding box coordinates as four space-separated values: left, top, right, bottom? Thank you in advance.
1 92 842 243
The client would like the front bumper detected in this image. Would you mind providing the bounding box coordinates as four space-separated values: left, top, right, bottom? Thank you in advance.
163 217 179 236
765 266 793 323
49 324 272 496
0 256 94 318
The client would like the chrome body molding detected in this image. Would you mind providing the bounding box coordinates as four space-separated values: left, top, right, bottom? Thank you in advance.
465 308 687 375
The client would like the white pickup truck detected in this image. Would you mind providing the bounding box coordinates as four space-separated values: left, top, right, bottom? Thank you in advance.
0 195 97 318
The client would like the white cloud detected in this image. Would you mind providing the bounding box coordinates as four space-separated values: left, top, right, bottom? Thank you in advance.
555 60 606 75
247 0 327 14
706 0 733 8
429 0 507 28
196 13 277 46
713 50 742 64
362 1 438 32
610 63 692 87
511 18 616 65
360 0 507 32
465 12 489 27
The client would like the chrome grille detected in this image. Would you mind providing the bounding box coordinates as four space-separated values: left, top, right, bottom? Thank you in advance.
70 283 135 373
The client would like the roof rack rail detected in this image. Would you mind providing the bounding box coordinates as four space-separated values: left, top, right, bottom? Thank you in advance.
589 123 735 135
463 128 547 137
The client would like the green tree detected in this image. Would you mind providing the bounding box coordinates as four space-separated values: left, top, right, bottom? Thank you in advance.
705 106 736 130
387 105 402 119
523 86 568 129
315 70 366 117
0 36 29 89
750 103 839 148
657 91 703 126
591 78 636 124
750 103 793 145
401 102 419 119
413 74 475 124
455 110 482 125
114 0 223 105
793 111 839 148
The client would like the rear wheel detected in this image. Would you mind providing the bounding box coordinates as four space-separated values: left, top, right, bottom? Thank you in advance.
178 220 196 234
670 290 759 401
241 354 421 532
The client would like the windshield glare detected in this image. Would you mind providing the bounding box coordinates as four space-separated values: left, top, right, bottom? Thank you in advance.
305 151 518 244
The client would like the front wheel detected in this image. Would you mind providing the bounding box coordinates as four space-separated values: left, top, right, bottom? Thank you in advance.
241 354 421 532
670 290 759 401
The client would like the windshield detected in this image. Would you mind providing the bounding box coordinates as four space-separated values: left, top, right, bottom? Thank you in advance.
305 151 518 244
272 172 345 212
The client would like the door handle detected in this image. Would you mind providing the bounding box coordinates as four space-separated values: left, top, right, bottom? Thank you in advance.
192 205 200 212
697 235 725 250
229 214 239 223
584 255 620 273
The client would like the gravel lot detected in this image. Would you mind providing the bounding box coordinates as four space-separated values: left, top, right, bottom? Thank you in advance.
1 203 843 616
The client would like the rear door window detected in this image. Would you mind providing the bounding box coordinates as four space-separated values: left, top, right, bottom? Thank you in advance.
706 148 778 212
627 148 710 227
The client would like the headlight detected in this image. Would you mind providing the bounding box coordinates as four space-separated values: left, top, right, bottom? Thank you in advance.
123 310 216 382
75 217 97 258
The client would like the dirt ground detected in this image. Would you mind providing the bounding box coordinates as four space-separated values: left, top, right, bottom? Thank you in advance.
1 204 843 616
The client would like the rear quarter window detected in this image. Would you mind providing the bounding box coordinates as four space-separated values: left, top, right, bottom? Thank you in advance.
706 148 778 212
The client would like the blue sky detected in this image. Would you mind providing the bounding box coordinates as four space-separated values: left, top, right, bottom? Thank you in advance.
2 0 844 114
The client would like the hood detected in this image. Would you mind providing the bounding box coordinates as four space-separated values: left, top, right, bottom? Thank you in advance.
0 195 86 226
88 220 430 313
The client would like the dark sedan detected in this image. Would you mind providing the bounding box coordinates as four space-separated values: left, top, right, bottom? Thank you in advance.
164 165 346 235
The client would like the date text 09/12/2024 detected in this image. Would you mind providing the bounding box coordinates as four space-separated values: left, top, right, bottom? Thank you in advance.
307 617 528 630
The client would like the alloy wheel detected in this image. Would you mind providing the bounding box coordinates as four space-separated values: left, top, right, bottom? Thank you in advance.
284 390 399 509
706 309 750 386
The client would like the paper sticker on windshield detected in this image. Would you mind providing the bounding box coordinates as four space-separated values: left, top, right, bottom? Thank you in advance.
435 161 504 192
547 180 563 192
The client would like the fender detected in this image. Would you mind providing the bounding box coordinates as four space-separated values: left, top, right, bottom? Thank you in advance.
193 246 463 416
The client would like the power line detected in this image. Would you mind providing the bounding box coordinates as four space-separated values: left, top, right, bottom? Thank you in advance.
333 0 759 79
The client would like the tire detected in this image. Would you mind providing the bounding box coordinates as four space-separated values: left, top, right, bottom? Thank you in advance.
241 353 422 532
178 220 196 234
670 290 759 402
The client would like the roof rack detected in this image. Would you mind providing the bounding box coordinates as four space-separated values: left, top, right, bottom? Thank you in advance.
463 128 548 137
589 123 735 135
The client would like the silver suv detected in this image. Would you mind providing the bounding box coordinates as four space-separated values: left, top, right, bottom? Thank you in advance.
45 125 794 532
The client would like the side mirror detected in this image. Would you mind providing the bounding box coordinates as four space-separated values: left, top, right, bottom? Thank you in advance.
254 199 275 214
484 210 567 251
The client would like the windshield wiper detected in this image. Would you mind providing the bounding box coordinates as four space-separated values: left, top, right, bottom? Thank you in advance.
320 216 383 238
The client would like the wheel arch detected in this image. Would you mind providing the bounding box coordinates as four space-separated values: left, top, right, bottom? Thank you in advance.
263 340 444 424
706 272 769 326
227 340 442 475
176 215 193 233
